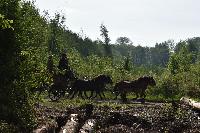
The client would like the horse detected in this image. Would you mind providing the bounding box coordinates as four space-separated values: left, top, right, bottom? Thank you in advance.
113 76 156 101
68 74 113 99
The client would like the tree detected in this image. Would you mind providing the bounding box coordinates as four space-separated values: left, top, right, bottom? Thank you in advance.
174 41 186 53
150 42 170 67
187 37 200 63
0 0 36 132
100 23 112 57
116 37 132 45
168 54 179 74
132 45 147 66
115 37 133 58
48 13 65 54
168 45 192 74
124 56 131 71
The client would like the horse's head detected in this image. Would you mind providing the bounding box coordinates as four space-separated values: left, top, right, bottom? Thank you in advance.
148 76 156 86
101 75 113 84
93 75 113 87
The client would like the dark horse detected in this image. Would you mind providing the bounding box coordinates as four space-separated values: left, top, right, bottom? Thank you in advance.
69 75 113 99
113 76 156 101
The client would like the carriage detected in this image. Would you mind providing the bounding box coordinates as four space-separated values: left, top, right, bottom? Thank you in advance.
48 69 75 101
48 73 113 101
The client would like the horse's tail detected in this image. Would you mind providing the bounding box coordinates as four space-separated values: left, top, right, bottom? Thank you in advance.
113 84 118 92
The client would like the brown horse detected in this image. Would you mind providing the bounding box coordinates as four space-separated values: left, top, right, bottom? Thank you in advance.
113 76 156 100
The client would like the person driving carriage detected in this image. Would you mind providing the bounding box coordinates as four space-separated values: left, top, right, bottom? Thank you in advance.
58 53 70 71
48 52 74 101
55 52 72 84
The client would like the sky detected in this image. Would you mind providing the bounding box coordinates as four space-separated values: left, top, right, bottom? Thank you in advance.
34 0 200 47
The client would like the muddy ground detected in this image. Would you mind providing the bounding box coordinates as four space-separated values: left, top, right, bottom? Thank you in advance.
34 100 200 133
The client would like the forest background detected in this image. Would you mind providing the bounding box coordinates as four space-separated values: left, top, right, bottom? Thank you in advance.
0 0 200 132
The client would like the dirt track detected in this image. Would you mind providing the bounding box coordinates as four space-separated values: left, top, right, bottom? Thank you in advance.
33 99 200 133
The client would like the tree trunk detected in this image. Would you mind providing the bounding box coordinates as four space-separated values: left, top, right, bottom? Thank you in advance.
180 97 200 110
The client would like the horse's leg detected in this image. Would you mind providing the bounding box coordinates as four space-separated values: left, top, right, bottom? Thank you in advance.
91 90 97 99
97 91 103 100
143 93 146 98
136 92 139 99
86 90 92 99
78 90 84 99
100 94 103 100
141 91 146 99
70 91 75 99
70 90 78 99
66 89 73 98
100 86 106 99
121 92 127 102
96 88 105 99
90 90 97 99
81 91 85 99
139 90 146 103
84 91 89 99
101 91 106 99
114 91 119 100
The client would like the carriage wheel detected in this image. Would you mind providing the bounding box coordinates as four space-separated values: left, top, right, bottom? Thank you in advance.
48 86 62 101
64 81 74 98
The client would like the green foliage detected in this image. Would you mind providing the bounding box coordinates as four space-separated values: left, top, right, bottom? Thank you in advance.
48 13 65 54
19 48 52 90
17 1 49 49
150 42 170 67
0 121 19 133
156 72 181 100
168 45 192 74
124 56 131 71
0 0 52 131
183 63 200 98
1 0 200 132
166 42 200 98
168 54 179 74
68 50 117 80
154 59 200 100
116 36 132 45
0 14 13 29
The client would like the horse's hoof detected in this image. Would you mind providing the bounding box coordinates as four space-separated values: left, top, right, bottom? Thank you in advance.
140 98 145 104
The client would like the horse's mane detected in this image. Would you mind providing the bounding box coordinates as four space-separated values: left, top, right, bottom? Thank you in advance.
92 74 109 80
137 76 153 80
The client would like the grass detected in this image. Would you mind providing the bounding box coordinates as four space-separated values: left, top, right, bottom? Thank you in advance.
41 97 93 109
39 92 146 110
0 121 19 133
38 90 184 110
